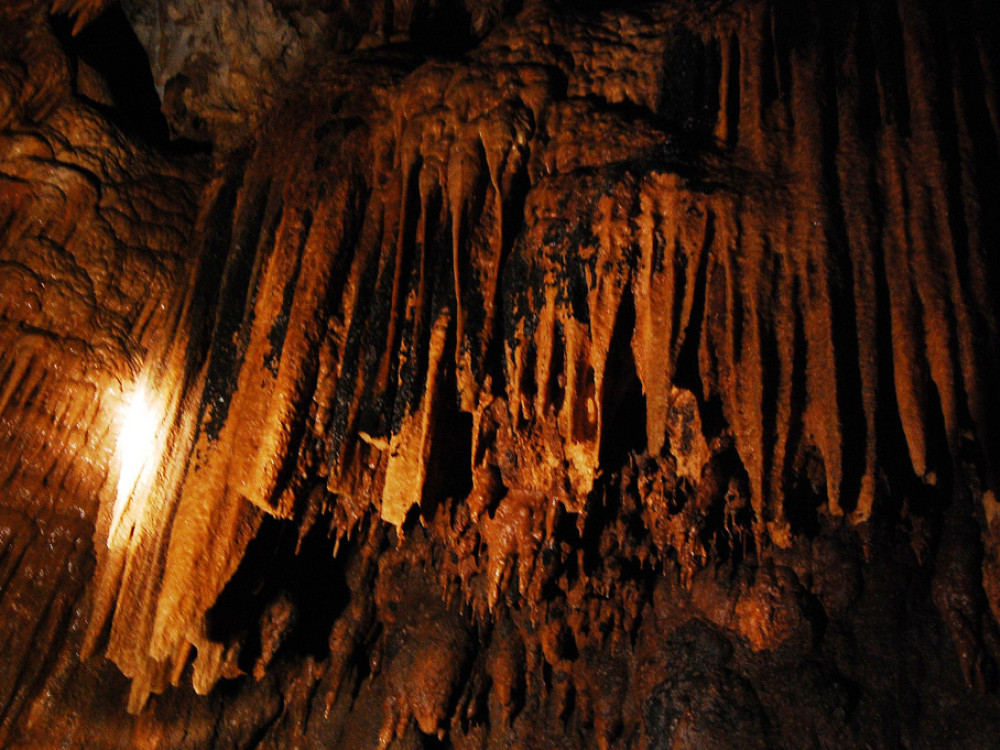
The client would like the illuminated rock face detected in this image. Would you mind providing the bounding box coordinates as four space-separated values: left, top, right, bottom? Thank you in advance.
2 0 1000 747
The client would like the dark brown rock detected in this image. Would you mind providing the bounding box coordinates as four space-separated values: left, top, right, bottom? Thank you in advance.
3 0 1000 747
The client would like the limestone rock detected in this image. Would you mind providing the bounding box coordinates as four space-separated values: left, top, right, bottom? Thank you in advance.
2 0 1000 747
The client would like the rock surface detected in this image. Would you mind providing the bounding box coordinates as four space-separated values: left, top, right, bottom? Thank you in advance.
2 0 1000 747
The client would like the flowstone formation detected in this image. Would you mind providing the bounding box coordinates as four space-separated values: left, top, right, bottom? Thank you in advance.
2 0 1000 747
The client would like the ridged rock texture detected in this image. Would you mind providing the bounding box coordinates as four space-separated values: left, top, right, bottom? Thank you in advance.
2 0 1000 747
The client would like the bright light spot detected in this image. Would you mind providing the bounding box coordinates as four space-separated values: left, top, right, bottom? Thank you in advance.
110 384 161 547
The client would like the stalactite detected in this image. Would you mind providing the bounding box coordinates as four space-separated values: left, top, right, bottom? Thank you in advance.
3 0 1000 746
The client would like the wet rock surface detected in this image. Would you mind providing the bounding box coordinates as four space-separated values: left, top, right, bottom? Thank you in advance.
3 0 1000 747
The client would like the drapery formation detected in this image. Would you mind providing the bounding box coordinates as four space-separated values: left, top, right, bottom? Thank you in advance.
2 0 1000 746
72 0 1000 710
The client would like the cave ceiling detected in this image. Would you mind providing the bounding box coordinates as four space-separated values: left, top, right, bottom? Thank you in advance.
2 0 1000 747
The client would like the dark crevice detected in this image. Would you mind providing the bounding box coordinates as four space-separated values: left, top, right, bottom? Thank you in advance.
854 0 885 134
422 323 475 518
867 0 912 135
771 0 795 113
50 2 204 154
725 33 742 146
599 286 646 471
937 0 1000 491
668 237 689 362
207 515 349 667
781 279 812 527
760 0 780 109
759 245 780 506
673 212 712 399
784 448 825 539
818 34 867 513
659 28 722 136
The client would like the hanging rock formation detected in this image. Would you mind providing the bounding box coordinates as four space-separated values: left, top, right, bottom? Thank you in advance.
2 0 1000 747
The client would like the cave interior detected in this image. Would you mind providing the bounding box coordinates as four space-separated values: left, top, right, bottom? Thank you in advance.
2 0 1000 747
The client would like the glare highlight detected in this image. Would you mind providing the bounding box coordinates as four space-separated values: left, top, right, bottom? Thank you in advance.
110 384 161 547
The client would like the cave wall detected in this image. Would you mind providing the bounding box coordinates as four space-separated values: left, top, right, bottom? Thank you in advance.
2 0 1000 747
